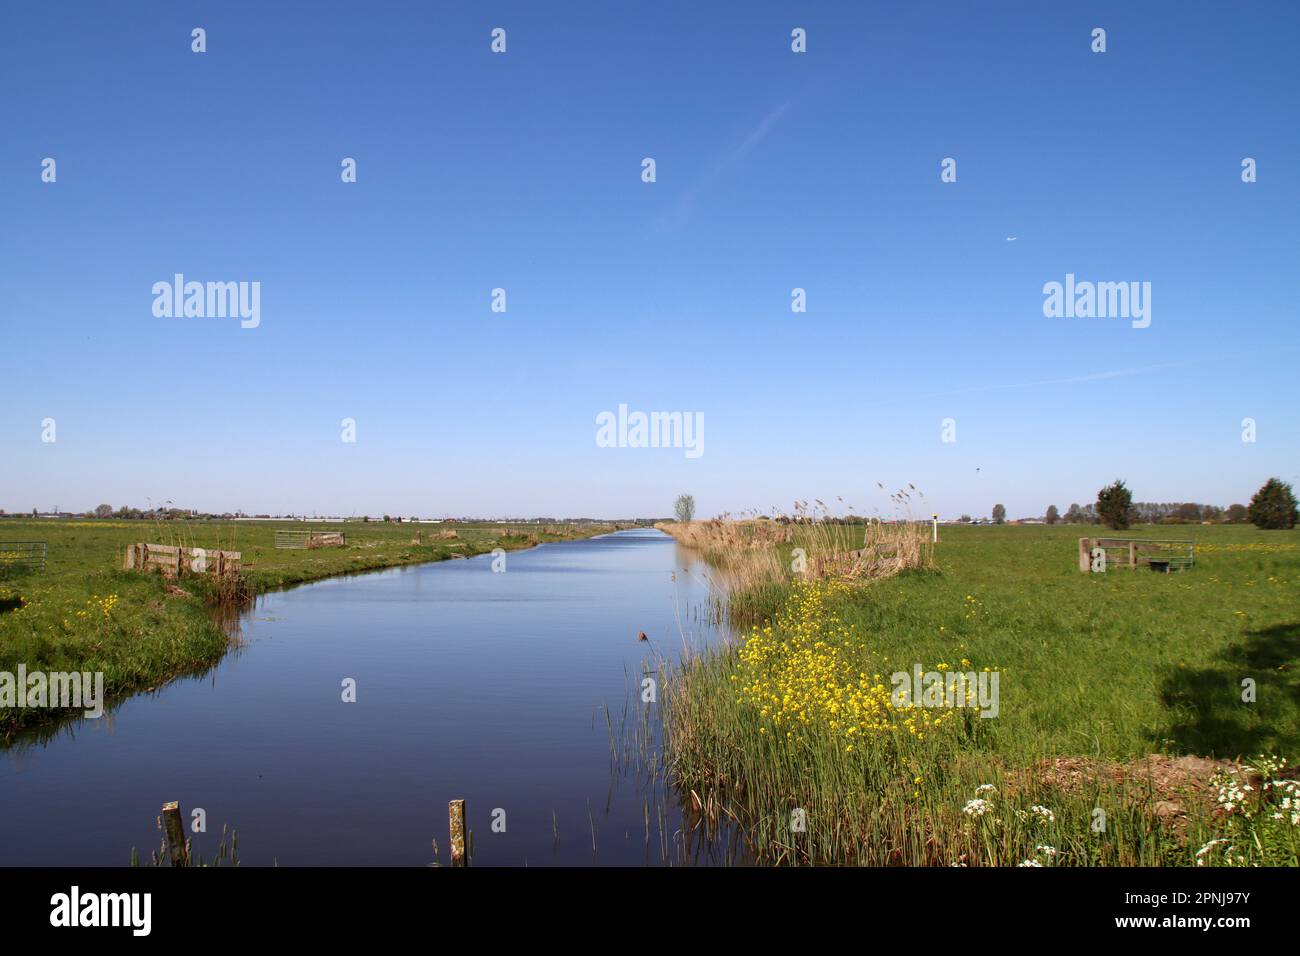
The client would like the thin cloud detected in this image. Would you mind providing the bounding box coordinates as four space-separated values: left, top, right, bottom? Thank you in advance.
733 100 793 160
861 350 1295 408
651 99 794 232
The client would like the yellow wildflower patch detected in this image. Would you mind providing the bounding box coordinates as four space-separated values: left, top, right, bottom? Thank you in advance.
736 579 964 742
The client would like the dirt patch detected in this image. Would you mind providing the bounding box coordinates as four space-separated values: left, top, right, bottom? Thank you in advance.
1016 755 1244 839
1030 755 1236 796
164 584 190 598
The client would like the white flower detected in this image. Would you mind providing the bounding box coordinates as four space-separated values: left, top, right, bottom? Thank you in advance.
1018 859 1042 867
1195 838 1229 865
963 799 991 817
1028 805 1055 823
975 784 996 795
1035 844 1057 856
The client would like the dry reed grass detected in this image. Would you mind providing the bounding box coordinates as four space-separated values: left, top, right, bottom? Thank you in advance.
656 492 934 592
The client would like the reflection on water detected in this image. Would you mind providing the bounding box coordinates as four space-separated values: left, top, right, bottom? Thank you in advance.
0 530 747 865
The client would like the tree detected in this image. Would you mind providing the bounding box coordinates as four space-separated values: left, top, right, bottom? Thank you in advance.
94 503 113 518
1247 478 1299 530
1065 503 1083 524
991 504 1006 524
674 494 696 523
1096 479 1135 530
1045 505 1059 525
1225 503 1248 524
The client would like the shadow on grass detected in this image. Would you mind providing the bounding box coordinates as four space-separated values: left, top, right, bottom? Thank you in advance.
1156 622 1300 757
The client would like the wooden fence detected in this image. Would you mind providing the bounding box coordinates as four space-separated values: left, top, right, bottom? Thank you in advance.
0 541 47 576
274 530 346 549
124 543 242 578
1078 537 1194 573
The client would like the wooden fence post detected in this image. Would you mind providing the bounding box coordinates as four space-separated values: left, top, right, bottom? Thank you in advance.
161 801 189 867
449 799 467 867
1128 541 1137 570
1078 537 1091 573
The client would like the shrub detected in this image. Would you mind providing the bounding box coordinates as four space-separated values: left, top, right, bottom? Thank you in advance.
1096 480 1135 530
1248 478 1299 530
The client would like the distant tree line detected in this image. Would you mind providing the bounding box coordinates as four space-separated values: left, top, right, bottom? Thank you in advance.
1049 499 1253 527
88 504 217 520
1053 477 1296 531
958 477 1296 532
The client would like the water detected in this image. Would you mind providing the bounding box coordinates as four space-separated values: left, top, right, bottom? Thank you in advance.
0 530 737 866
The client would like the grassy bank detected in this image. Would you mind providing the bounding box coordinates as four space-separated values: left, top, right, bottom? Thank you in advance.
659 521 1300 866
0 518 618 737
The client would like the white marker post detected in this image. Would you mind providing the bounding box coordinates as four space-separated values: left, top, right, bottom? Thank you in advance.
932 513 939 543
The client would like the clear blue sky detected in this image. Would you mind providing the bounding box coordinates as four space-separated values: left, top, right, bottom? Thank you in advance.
2 2 1297 519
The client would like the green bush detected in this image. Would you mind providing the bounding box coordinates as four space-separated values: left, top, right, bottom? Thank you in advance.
1248 478 1299 530
1096 479 1135 530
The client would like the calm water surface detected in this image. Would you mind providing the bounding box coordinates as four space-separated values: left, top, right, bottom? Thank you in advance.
0 530 736 865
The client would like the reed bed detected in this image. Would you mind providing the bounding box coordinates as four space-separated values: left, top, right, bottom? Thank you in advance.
657 497 934 627
660 500 932 579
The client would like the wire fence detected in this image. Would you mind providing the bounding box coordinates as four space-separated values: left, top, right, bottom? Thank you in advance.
0 541 48 576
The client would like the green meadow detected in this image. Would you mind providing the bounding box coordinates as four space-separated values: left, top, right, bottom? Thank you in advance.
662 522 1300 866
0 518 610 737
828 523 1298 759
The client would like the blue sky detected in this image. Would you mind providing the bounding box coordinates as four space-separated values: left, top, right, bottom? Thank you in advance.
2 1 1297 519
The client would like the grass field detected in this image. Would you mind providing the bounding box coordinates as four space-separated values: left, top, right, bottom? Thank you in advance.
0 518 615 737
660 522 1300 866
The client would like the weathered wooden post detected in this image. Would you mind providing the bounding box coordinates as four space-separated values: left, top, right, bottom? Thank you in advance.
449 799 467 867
1128 541 1137 570
1078 537 1091 573
161 801 189 867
